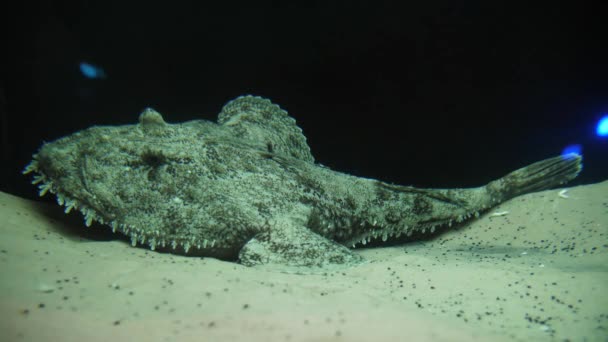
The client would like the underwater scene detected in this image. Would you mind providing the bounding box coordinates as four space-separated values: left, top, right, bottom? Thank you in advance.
2 2 607 341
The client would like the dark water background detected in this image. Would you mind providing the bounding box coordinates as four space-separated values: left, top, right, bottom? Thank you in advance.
3 1 607 199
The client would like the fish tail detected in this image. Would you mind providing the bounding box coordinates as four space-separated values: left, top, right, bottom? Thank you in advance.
486 153 582 202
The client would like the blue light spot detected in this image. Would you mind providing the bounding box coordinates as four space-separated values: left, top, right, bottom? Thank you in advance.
562 144 582 157
597 115 608 137
79 62 106 79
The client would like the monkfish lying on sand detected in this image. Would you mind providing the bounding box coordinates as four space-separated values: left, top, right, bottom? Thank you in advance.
24 96 583 268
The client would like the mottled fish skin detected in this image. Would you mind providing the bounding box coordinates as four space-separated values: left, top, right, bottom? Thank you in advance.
23 96 583 268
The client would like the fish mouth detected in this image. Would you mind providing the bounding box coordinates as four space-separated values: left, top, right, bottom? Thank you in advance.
23 156 109 224
25 141 123 221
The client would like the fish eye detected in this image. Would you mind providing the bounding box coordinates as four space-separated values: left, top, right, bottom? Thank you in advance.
141 150 166 167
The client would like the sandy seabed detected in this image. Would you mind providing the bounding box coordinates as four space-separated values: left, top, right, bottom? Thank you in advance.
0 181 607 342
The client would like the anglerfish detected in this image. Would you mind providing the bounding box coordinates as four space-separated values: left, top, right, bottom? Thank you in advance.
24 96 582 268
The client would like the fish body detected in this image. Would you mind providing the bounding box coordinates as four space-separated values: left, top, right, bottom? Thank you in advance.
24 96 582 268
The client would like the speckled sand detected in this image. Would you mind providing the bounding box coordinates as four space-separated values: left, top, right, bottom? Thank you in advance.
1 181 607 342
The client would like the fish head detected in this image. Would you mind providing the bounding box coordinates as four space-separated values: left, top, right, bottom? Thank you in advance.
23 108 234 236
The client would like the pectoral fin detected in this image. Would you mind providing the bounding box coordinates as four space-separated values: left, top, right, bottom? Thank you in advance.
239 222 362 268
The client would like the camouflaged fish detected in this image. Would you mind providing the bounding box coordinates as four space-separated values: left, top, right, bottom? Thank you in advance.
24 96 582 268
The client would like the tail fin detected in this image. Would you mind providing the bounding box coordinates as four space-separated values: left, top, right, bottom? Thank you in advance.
486 153 582 202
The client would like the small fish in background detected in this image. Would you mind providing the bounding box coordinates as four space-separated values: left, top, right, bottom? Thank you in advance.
79 61 107 79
